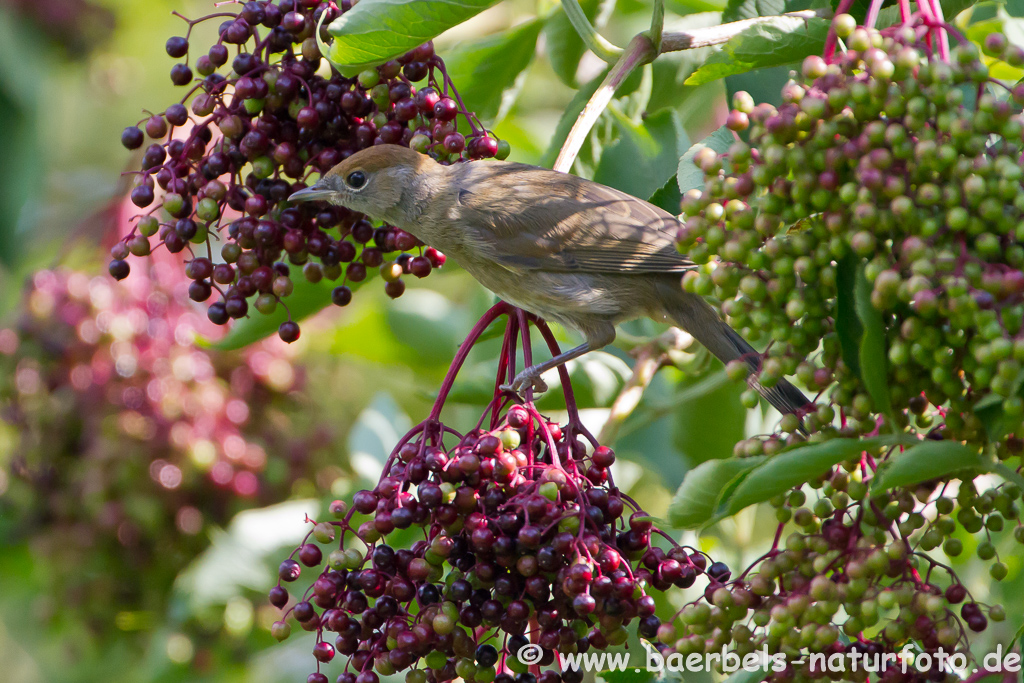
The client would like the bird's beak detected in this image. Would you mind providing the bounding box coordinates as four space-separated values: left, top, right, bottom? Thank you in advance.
289 185 336 203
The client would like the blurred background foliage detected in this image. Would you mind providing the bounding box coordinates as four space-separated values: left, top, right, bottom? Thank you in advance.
0 0 1020 682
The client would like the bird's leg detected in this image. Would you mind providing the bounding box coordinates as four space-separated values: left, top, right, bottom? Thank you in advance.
501 342 593 395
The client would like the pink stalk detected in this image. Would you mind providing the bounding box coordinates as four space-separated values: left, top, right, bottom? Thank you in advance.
823 0 858 63
865 0 884 30
898 0 912 23
429 302 510 420
927 0 951 61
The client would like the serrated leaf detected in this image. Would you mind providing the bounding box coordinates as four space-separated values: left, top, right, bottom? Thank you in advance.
648 12 723 112
677 126 735 192
668 456 766 528
725 436 905 513
870 441 981 494
326 0 503 69
212 276 347 350
853 257 892 418
443 19 543 125
685 16 830 86
722 0 786 22
649 176 682 214
544 0 603 87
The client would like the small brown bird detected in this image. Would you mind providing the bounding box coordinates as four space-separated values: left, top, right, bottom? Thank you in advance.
290 145 811 415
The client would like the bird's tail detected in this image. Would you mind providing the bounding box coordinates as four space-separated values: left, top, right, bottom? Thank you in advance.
661 286 814 417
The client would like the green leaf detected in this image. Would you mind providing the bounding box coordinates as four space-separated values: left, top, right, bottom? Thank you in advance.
597 669 654 683
677 126 735 193
672 369 747 467
853 257 892 418
870 441 982 494
834 255 892 417
726 436 901 514
834 253 863 379
647 13 724 113
326 0 503 69
667 0 729 11
544 0 604 87
684 16 830 86
975 372 1024 441
648 176 682 214
593 108 688 200
720 664 777 683
212 276 346 350
0 12 46 268
442 19 544 125
668 456 766 528
722 0 785 22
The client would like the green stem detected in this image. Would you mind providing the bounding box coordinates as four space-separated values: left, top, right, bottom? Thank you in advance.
648 0 664 55
560 0 623 63
553 33 655 172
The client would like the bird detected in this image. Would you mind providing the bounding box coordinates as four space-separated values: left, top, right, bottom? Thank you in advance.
289 144 812 416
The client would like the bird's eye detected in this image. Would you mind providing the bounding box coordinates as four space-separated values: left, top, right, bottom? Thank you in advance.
346 171 367 189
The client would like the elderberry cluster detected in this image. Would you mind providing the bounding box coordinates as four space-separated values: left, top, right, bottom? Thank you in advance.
117 0 504 342
679 15 1024 448
665 14 1023 681
270 403 725 683
659 455 1014 683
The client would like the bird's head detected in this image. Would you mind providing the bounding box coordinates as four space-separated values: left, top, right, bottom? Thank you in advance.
289 144 440 223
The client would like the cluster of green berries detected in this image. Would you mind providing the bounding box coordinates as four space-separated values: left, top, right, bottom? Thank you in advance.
660 454 1014 683
680 15 1024 449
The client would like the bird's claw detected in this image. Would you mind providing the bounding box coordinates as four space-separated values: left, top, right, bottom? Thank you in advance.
500 368 549 395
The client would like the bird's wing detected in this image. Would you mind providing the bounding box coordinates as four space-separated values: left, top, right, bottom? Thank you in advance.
452 163 694 275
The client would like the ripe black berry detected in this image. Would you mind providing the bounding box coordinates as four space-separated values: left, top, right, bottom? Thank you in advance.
121 126 144 150
165 36 189 57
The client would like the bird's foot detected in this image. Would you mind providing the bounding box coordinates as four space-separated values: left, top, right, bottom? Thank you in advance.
500 367 549 395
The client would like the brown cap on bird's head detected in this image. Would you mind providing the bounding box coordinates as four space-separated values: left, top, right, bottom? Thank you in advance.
325 144 438 181
289 144 439 205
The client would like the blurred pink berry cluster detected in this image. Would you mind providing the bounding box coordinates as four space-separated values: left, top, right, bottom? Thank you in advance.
0 257 333 627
